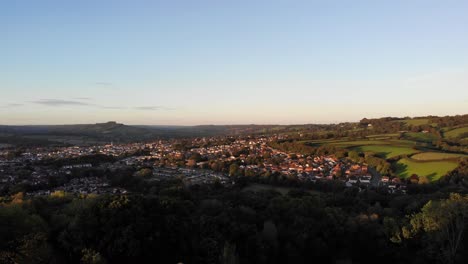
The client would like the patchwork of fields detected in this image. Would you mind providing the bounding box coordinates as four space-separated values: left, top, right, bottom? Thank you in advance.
403 132 437 143
301 130 467 181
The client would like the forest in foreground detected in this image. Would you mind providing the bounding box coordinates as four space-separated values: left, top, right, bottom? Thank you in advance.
2 168 468 264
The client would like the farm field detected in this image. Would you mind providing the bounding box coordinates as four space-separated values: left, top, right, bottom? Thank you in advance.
395 158 459 181
411 152 468 161
365 133 400 140
299 133 466 182
301 139 350 146
331 139 416 148
403 132 437 143
303 137 421 158
400 118 430 126
352 145 420 159
304 138 417 148
366 133 400 138
330 140 392 147
444 126 468 138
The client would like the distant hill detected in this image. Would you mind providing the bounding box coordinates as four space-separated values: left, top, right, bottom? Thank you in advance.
0 122 286 146
139 124 289 137
1 114 466 147
43 121 155 140
0 122 157 146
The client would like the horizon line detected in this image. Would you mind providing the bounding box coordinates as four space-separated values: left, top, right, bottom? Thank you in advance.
2 114 466 127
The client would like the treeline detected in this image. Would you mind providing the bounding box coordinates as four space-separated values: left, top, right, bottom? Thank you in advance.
2 174 468 263
2 154 468 263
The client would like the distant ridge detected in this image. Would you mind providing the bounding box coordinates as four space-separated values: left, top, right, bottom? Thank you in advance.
0 114 466 147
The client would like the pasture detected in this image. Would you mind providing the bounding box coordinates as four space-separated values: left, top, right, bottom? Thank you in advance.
330 140 391 147
300 134 465 182
395 158 459 181
365 133 400 140
304 137 417 148
303 137 420 158
352 145 419 159
411 152 468 161
400 118 430 126
444 126 468 139
403 132 437 143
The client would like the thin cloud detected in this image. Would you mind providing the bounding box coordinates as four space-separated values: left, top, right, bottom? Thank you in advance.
32 99 91 106
0 103 23 108
73 97 92 100
134 106 162 110
95 82 112 86
133 106 175 111
8 103 23 107
100 106 127 110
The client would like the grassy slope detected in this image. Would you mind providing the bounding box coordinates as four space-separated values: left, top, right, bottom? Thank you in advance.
303 136 420 158
352 145 419 159
401 118 430 126
301 131 465 181
404 132 437 143
411 152 468 161
304 138 416 148
444 126 468 138
395 158 459 180
365 133 400 140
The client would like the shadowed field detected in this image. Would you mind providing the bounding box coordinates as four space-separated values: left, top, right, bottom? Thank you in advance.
395 158 459 181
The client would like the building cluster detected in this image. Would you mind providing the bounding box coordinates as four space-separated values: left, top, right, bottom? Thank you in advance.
152 167 233 186
0 134 409 197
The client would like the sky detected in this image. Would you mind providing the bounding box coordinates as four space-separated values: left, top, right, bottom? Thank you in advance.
1 0 468 125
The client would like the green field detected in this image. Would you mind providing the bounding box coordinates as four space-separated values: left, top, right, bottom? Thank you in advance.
300 133 464 181
335 140 416 148
395 158 459 180
404 132 437 143
410 152 467 161
303 137 419 158
444 126 468 139
401 118 430 126
365 133 400 140
352 145 419 159
330 140 391 147
301 139 350 145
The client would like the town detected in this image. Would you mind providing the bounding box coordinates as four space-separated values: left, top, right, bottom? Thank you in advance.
0 134 408 197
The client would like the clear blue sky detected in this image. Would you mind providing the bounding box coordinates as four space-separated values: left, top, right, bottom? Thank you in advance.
1 0 468 125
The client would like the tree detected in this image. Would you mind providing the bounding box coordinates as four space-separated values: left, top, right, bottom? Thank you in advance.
229 164 240 177
418 175 430 184
187 159 197 167
222 241 239 264
136 168 153 178
81 248 106 264
348 151 360 162
403 193 468 264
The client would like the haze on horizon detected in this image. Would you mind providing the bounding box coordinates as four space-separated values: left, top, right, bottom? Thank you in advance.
1 0 468 126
